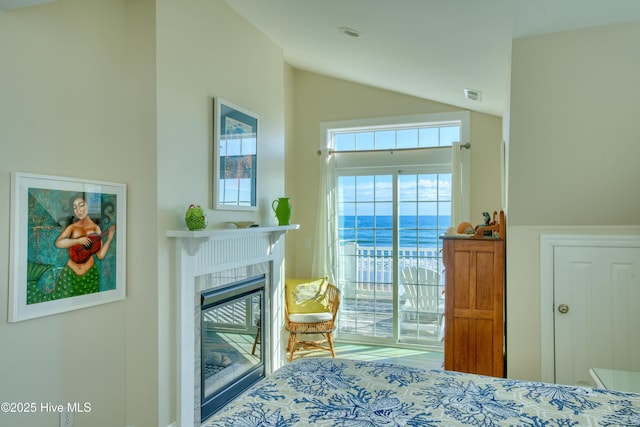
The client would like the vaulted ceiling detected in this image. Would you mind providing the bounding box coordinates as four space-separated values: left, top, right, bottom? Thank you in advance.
225 0 640 117
4 0 640 117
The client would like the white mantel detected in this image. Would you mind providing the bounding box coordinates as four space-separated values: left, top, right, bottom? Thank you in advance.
167 224 299 427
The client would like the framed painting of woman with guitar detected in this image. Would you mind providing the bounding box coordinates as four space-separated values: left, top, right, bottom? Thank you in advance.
9 173 126 322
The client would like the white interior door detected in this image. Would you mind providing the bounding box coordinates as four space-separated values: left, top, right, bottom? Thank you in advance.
553 245 640 386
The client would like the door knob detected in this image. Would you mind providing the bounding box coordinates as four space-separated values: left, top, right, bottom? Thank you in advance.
558 304 569 314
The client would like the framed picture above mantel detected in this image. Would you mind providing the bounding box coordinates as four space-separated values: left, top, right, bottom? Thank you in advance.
213 97 259 211
9 172 126 322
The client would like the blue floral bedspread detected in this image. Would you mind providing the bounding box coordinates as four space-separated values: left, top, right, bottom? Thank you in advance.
202 357 640 426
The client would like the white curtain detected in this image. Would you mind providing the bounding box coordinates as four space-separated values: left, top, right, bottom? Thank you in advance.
311 149 337 284
451 142 465 227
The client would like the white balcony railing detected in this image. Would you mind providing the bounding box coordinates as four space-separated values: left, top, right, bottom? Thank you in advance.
337 243 445 346
338 243 442 299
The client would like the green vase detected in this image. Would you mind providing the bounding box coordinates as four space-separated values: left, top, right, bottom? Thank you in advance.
272 197 292 225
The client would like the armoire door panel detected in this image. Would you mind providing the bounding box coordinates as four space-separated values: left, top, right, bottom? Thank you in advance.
476 252 496 310
452 318 470 372
474 319 494 375
453 253 470 308
443 237 505 377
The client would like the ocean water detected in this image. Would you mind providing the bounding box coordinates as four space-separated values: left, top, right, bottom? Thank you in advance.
338 215 450 248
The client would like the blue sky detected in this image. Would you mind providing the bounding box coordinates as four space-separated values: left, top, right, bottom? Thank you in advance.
334 126 459 151
338 174 452 217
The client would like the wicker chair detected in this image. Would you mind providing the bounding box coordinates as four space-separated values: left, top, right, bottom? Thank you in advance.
285 281 340 362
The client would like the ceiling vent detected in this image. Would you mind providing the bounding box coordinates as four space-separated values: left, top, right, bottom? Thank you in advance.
339 27 361 38
464 88 482 102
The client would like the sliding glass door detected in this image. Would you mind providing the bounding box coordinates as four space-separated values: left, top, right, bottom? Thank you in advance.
335 168 450 348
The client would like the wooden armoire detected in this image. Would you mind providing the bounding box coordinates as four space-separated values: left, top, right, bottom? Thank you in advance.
442 213 505 377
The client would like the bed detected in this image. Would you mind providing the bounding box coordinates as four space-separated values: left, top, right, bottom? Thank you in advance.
202 357 640 426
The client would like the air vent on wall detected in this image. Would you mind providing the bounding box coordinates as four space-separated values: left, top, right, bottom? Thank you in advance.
464 88 482 102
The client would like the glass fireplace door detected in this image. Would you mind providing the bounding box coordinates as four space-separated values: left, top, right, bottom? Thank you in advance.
200 275 265 420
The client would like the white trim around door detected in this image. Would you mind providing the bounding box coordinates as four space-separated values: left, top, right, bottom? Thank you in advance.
540 234 640 383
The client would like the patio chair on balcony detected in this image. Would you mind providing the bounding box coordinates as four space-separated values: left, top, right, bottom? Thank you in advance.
285 278 340 362
399 267 444 340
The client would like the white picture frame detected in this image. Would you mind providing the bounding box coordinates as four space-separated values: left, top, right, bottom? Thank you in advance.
9 172 126 322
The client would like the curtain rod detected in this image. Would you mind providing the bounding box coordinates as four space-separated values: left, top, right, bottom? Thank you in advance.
317 142 471 156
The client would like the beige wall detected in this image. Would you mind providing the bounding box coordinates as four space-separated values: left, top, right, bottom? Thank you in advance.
156 1 286 425
0 1 157 426
287 69 503 277
509 22 640 227
283 63 297 277
507 21 640 381
0 0 286 426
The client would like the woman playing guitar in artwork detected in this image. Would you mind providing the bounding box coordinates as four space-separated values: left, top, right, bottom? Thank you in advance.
53 196 116 298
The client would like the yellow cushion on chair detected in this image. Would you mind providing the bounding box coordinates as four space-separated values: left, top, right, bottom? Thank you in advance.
285 277 331 314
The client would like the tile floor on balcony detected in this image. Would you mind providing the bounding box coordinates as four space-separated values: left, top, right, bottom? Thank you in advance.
338 297 445 348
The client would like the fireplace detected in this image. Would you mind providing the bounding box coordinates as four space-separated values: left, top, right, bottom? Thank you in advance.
168 225 298 427
200 275 265 421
